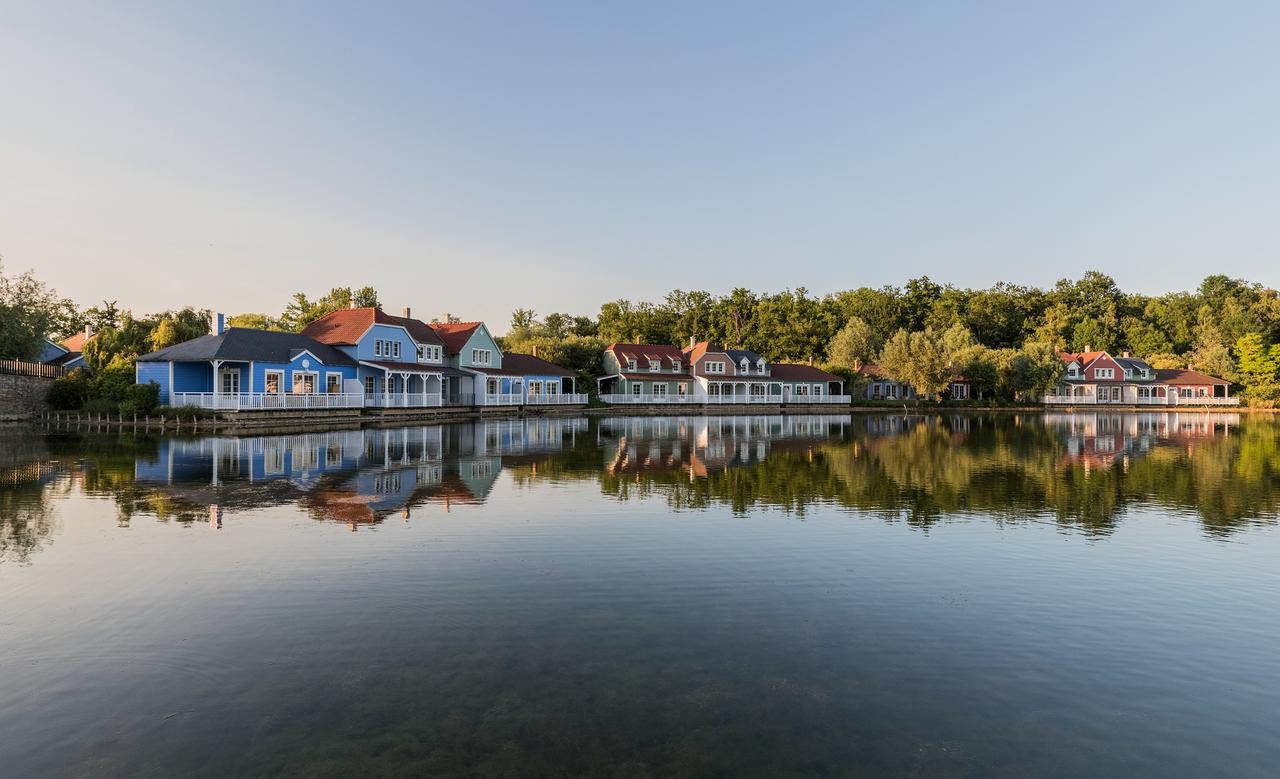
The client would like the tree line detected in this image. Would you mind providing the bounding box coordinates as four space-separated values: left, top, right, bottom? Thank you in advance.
7 259 1280 405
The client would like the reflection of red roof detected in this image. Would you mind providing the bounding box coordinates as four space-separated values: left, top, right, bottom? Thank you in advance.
771 363 842 382
431 322 483 354
1156 368 1229 386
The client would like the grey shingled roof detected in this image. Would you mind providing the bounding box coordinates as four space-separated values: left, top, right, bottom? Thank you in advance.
137 328 358 366
724 348 764 364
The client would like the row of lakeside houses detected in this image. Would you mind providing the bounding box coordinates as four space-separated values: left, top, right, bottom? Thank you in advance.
115 313 1238 411
133 308 583 410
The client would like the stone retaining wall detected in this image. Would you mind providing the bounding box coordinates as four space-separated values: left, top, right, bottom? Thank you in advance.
0 373 53 421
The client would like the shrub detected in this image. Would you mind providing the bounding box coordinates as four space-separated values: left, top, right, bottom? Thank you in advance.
47 369 92 410
117 382 160 417
91 363 137 403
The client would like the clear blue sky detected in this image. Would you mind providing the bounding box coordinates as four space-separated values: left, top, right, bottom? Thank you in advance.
2 1 1277 332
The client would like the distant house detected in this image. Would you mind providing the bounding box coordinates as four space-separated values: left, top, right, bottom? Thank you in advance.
856 364 971 401
1045 349 1235 405
596 341 846 404
429 320 584 405
42 327 96 370
301 307 448 407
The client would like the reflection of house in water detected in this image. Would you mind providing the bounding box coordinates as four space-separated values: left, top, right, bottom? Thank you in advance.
1046 412 1240 469
133 418 591 529
597 415 850 478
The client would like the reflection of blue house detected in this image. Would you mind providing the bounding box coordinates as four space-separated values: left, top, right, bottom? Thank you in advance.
135 317 361 409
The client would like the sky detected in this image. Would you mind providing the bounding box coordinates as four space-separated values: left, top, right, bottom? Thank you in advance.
2 1 1278 332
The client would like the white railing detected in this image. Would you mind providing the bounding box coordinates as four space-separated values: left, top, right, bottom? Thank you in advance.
1046 393 1239 406
171 392 365 410
786 394 852 404
481 393 524 406
364 392 443 408
524 393 588 405
599 394 697 404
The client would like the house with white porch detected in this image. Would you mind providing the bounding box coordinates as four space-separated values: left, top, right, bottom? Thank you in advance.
596 341 848 404
1043 350 1237 406
136 309 585 411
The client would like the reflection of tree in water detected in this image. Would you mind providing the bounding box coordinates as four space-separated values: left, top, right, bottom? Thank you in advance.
577 414 1280 536
0 475 60 564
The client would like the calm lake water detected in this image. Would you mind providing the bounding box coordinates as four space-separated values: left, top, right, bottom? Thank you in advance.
2 412 1278 777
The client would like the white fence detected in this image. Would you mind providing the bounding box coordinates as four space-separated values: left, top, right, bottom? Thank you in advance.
171 393 366 410
365 393 443 408
524 393 588 405
1044 394 1238 406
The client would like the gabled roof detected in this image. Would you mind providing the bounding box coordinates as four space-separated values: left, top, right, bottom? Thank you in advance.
384 314 445 348
431 322 485 354
301 308 422 346
725 348 764 365
608 343 686 371
500 353 576 377
683 341 725 365
1156 368 1230 386
137 328 358 366
61 331 95 352
46 351 86 367
770 363 842 382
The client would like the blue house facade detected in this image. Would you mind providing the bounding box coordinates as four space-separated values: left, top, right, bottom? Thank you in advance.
136 308 584 411
136 320 361 409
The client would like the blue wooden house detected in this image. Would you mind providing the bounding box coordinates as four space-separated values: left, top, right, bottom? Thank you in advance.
136 315 361 409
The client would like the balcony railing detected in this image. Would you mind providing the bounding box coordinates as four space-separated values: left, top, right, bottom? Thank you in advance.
364 392 443 408
524 393 588 405
171 392 366 410
480 393 524 406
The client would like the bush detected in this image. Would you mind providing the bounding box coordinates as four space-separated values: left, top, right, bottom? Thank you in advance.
117 382 160 417
47 369 92 410
91 363 137 403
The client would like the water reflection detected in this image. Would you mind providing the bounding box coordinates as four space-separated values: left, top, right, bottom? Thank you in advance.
3 411 1278 562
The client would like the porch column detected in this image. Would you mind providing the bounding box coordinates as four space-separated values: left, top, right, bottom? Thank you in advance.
401 372 409 407
383 370 390 407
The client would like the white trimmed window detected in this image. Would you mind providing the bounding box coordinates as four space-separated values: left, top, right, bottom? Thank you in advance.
672 360 681 371
796 384 810 396
325 373 342 394
417 344 441 363
705 361 725 374
1096 367 1114 379
392 341 401 360
374 340 383 357
649 360 659 372
628 358 637 371
265 371 282 394
472 349 492 366
813 384 823 396
678 383 687 396
631 382 642 396
653 384 668 397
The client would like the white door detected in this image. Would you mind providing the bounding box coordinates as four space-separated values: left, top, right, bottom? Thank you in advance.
220 369 240 395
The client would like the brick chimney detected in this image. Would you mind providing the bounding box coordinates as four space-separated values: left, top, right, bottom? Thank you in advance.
402 306 411 319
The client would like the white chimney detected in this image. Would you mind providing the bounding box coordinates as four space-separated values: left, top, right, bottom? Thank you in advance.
689 336 695 348
84 324 93 338
443 311 452 323
210 312 226 336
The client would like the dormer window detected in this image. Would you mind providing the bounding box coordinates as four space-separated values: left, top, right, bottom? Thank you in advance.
649 360 659 372
672 360 681 371
757 359 766 374
627 358 637 371
739 358 749 372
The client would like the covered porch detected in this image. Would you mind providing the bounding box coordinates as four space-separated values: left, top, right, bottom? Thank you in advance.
360 361 443 408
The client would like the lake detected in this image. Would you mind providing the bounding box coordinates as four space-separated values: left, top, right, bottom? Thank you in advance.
2 412 1278 777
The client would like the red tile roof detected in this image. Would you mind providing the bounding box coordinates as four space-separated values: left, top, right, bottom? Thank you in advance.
301 308 389 345
608 343 686 372
770 363 842 382
1156 368 1229 386
61 331 95 351
431 322 484 354
301 308 446 348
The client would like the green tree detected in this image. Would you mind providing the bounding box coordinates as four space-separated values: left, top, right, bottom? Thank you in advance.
1234 333 1280 403
0 261 76 360
826 317 877 371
